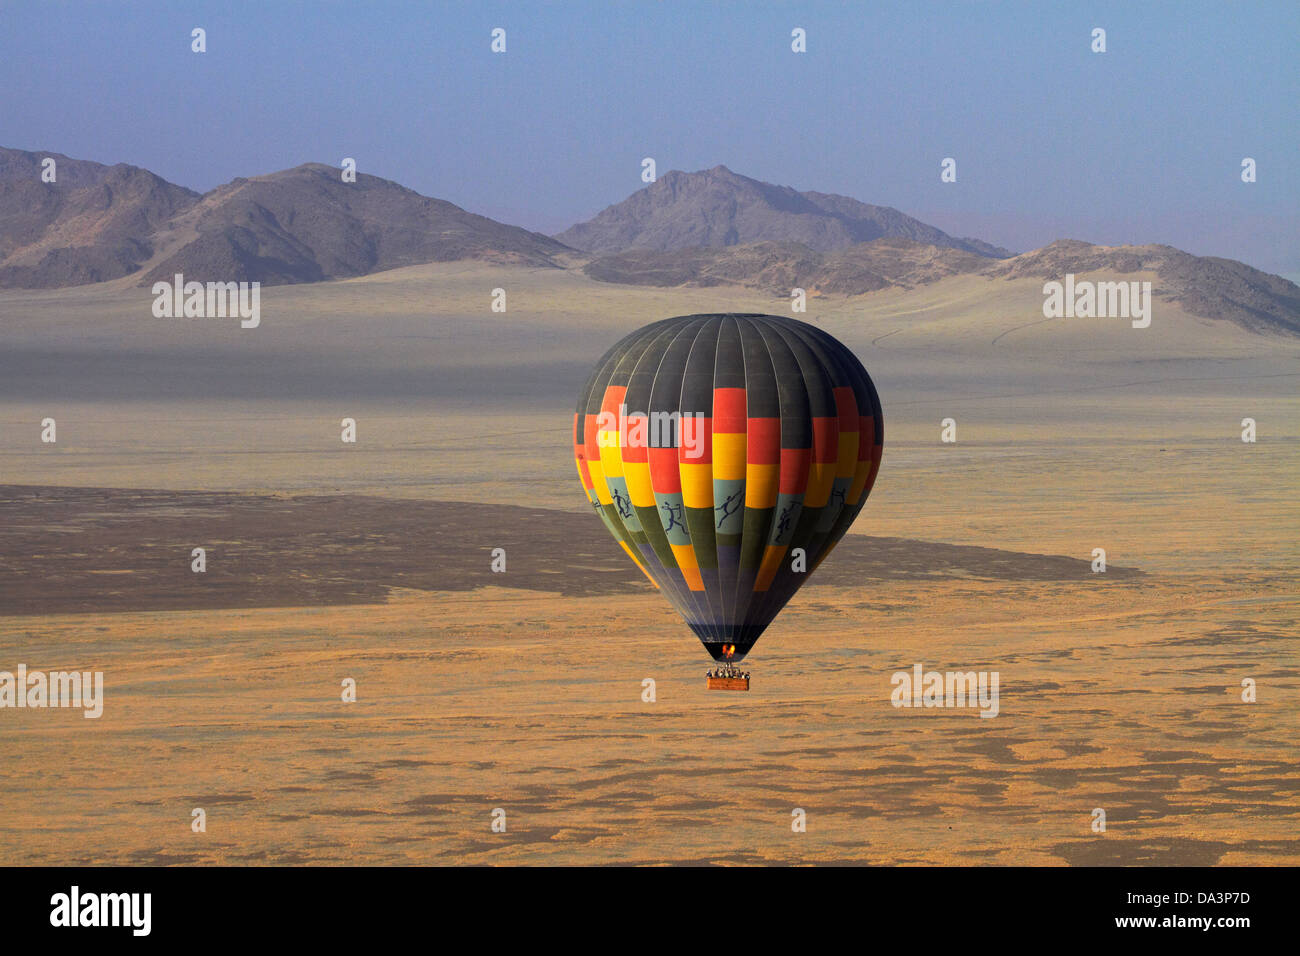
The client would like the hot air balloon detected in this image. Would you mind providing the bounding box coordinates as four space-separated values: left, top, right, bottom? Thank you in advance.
573 313 883 689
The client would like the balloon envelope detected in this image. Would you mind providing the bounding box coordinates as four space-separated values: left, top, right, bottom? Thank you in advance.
573 313 882 662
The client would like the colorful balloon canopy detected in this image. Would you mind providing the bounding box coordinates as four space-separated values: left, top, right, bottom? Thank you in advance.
573 313 883 663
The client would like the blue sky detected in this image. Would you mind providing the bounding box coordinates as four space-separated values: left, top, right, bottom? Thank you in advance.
3 0 1296 274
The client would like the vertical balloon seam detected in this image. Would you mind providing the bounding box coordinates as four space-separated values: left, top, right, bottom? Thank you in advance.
608 318 701 623
599 322 680 604
733 317 769 647
576 337 649 583
744 315 836 637
738 317 785 647
791 318 873 568
631 317 712 634
773 317 860 619
643 317 717 640
796 322 881 573
737 318 805 639
677 317 724 643
713 315 743 641
769 317 863 606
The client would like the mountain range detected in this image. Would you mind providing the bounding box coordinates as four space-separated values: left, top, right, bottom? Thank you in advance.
0 147 571 288
584 237 1300 336
0 149 199 287
556 164 1010 258
1 146 1296 335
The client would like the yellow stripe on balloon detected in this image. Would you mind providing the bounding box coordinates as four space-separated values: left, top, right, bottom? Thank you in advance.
754 544 787 591
587 457 612 505
598 431 625 479
745 462 779 509
624 460 655 508
836 433 859 477
670 543 705 591
804 460 836 508
712 432 746 481
679 462 713 509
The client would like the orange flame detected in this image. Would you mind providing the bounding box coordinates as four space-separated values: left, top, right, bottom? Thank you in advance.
722 644 735 659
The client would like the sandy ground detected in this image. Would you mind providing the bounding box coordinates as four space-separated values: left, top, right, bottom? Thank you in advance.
0 262 1296 864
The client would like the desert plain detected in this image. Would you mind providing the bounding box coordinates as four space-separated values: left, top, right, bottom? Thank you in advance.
0 261 1297 864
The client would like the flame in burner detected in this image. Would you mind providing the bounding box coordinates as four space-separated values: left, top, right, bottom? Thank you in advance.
721 643 735 659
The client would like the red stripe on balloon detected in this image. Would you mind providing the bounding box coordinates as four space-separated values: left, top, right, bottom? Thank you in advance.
746 417 780 464
779 448 811 494
648 446 683 493
812 416 839 463
713 387 746 432
621 413 649 463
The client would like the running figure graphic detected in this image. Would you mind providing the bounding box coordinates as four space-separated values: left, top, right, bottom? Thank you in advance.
611 487 633 519
661 501 686 533
714 490 743 529
775 501 796 541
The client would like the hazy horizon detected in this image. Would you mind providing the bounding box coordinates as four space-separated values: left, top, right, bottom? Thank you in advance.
2 0 1296 276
